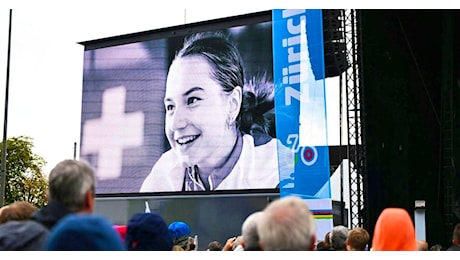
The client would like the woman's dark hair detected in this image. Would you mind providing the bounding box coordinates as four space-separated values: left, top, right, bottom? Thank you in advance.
175 31 274 136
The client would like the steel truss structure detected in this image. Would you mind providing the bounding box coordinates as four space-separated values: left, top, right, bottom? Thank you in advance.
339 9 369 230
337 9 458 236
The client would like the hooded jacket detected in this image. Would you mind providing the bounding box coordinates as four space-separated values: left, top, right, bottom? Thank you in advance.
371 207 419 251
0 220 49 250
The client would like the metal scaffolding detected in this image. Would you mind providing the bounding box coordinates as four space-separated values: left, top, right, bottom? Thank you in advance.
340 9 369 229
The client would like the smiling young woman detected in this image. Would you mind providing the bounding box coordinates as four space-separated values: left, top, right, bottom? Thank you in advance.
140 31 290 192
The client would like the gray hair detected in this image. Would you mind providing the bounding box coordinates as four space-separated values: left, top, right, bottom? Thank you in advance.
48 159 95 212
241 211 263 250
330 225 349 250
257 196 316 250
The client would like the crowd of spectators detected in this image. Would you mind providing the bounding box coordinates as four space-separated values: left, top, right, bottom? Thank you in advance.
0 159 458 251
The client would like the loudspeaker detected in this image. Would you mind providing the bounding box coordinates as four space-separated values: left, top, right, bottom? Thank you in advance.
322 9 349 78
332 200 348 226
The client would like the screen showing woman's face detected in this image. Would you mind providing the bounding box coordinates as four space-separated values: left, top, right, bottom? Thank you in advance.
164 55 237 169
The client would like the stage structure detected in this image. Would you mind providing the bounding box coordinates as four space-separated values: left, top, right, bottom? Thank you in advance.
321 9 460 244
322 9 368 230
359 10 460 246
342 9 368 230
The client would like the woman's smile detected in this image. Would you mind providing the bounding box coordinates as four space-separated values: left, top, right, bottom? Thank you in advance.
176 134 200 146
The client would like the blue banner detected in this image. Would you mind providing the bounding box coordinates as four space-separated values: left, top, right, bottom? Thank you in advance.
272 9 331 199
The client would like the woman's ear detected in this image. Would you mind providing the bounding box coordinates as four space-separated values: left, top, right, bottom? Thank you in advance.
228 86 242 118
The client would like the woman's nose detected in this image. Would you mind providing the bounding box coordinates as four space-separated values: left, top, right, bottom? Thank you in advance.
169 106 188 130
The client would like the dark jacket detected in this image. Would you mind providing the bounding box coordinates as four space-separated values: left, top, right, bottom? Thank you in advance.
0 220 49 250
30 200 71 230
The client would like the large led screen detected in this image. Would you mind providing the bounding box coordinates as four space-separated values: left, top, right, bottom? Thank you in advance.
80 10 331 197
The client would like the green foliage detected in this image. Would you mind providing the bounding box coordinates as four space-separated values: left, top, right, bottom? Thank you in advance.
1 136 48 207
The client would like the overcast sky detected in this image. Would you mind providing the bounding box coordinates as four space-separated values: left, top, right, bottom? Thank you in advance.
0 0 453 174
0 1 280 173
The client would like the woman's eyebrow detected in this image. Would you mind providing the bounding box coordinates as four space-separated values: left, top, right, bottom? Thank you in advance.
183 86 204 96
164 86 205 103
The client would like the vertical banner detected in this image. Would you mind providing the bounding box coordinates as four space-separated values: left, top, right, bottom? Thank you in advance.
272 9 332 239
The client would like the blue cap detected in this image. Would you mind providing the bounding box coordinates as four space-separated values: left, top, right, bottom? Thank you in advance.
168 221 190 239
46 214 125 251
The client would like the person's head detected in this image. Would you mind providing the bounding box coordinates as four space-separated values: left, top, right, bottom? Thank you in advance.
45 214 125 251
346 227 370 251
330 225 348 250
371 207 418 251
125 212 173 251
429 244 443 251
451 223 460 246
241 211 263 250
0 201 38 224
47 159 96 213
322 231 331 248
417 240 428 251
257 196 316 250
207 240 222 251
168 221 191 250
164 32 244 169
315 241 325 250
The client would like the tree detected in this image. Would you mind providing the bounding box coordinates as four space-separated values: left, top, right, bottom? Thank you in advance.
1 135 48 207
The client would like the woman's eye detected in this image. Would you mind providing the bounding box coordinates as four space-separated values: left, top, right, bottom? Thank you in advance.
187 97 201 105
165 104 175 111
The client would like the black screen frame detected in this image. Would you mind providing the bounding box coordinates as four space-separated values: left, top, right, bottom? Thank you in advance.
79 10 283 197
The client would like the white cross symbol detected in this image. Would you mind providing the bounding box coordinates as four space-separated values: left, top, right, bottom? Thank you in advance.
81 86 144 180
